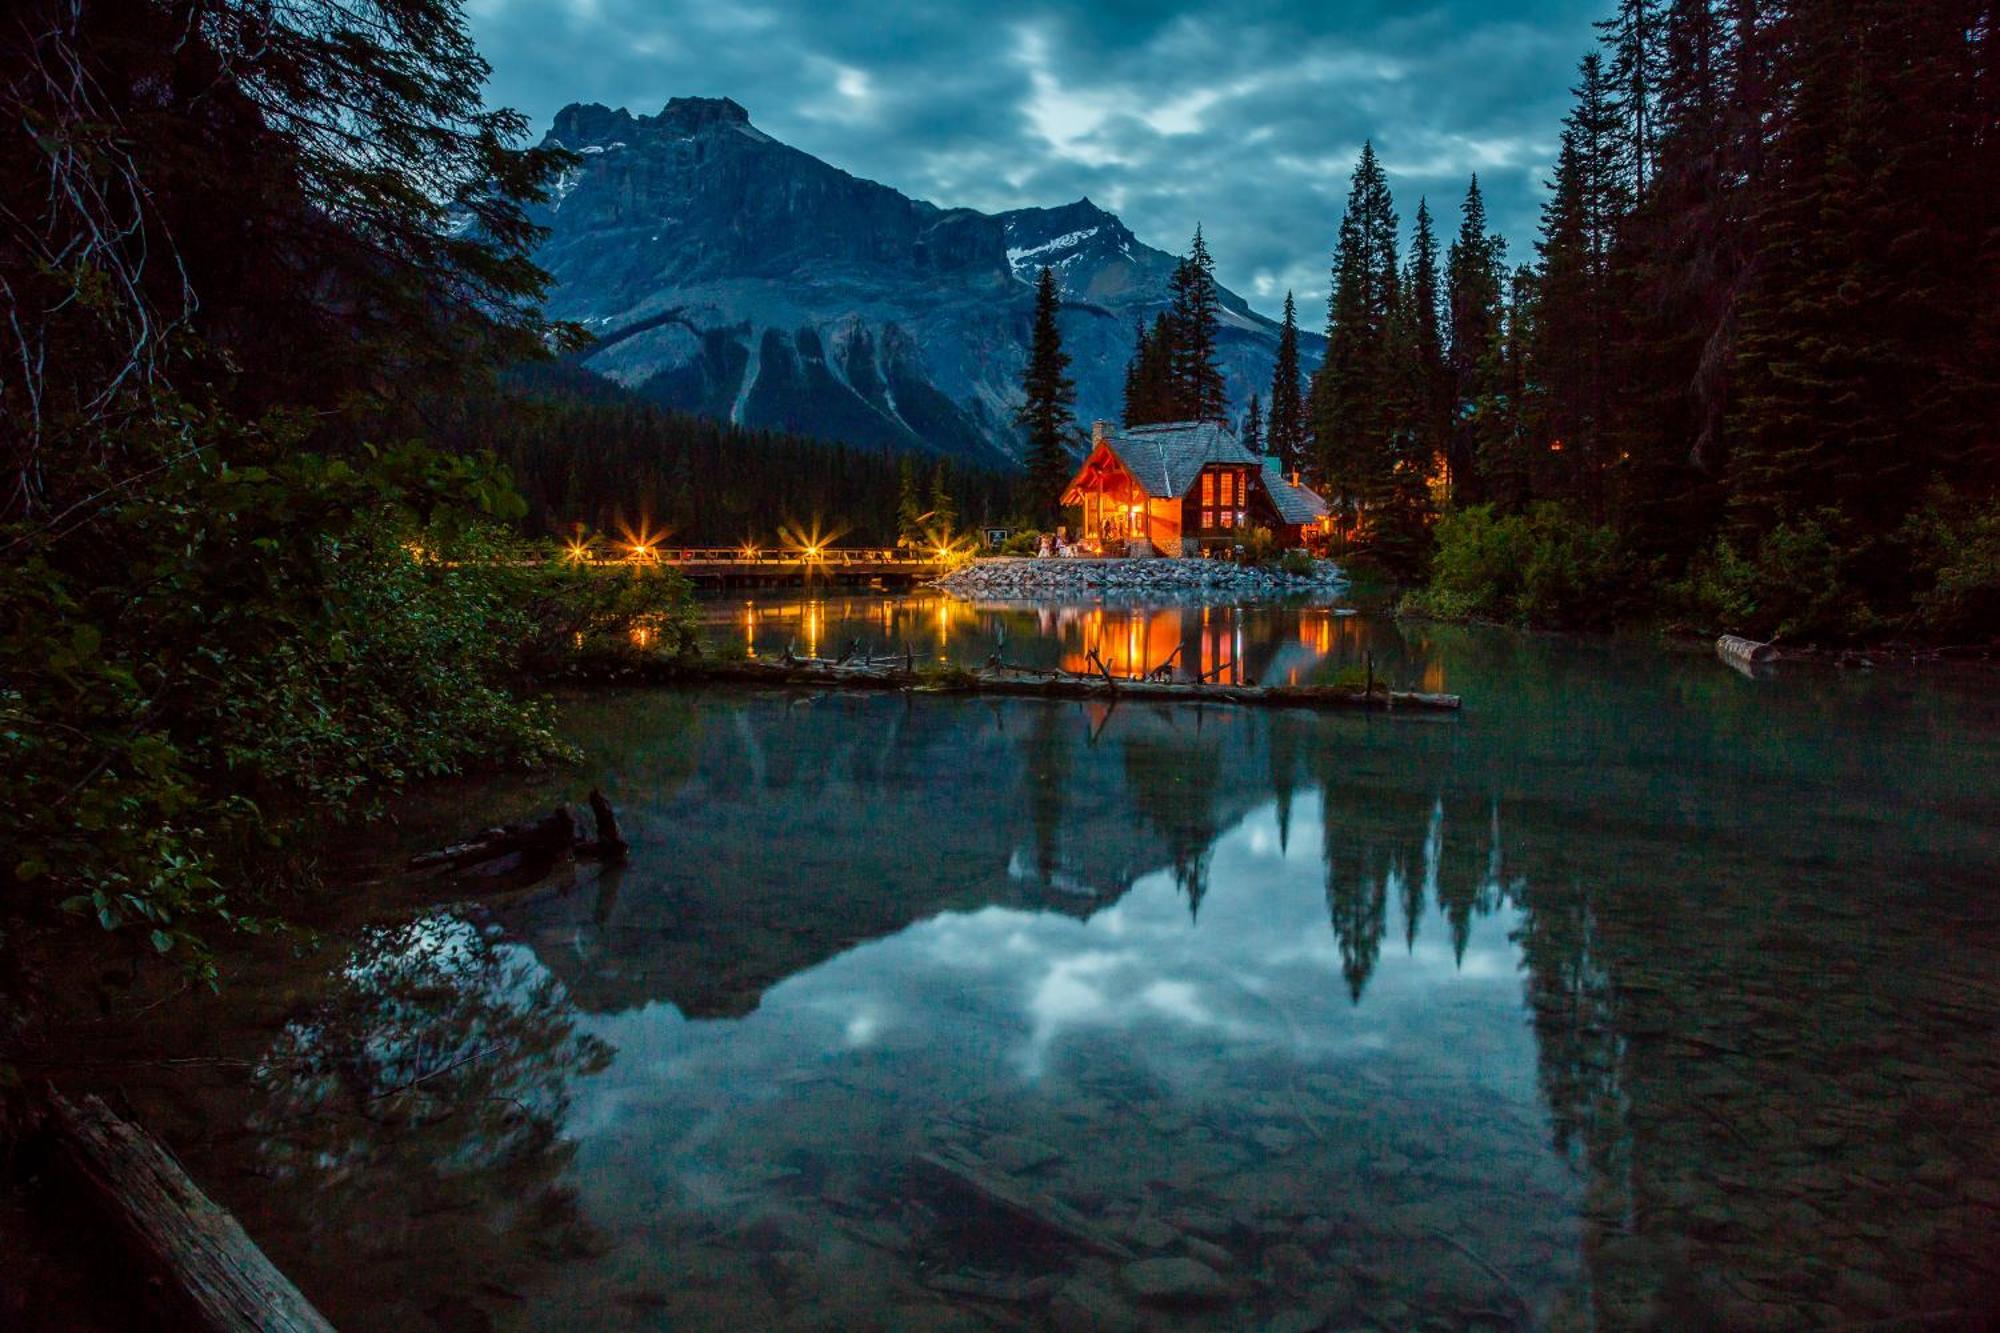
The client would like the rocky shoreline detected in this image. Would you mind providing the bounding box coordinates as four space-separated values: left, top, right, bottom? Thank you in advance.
933 557 1347 601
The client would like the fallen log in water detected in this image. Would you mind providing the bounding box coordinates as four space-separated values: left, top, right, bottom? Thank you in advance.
1716 634 1780 676
408 806 576 872
653 657 1461 713
46 1089 336 1333
914 1150 1135 1260
409 790 627 873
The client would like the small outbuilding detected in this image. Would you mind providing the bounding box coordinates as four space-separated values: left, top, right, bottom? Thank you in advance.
1061 420 1330 555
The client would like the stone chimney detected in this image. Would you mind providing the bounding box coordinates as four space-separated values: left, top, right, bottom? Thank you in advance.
1092 420 1111 445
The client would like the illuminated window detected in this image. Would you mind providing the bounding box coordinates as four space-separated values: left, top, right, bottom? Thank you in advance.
1220 510 1234 528
1200 508 1214 528
1236 509 1247 527
1201 473 1215 505
1219 471 1234 506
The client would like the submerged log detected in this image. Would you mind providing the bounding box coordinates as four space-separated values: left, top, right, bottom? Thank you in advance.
661 657 1461 714
46 1089 336 1333
915 1150 1135 1260
408 806 576 872
1716 634 1779 670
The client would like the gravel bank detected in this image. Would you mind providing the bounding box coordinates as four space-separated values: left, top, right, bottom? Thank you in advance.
933 557 1347 600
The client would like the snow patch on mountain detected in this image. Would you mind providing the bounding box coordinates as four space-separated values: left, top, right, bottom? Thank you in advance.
1005 226 1101 279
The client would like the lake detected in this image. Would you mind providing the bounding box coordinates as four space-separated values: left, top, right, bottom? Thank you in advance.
81 593 2000 1331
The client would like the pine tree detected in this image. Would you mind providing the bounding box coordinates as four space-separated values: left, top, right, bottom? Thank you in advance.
1167 226 1228 421
896 458 924 543
1311 142 1400 525
1372 197 1450 573
1535 54 1631 517
1445 175 1508 502
1124 311 1180 426
929 461 958 536
1403 197 1449 477
1241 394 1262 453
1016 265 1080 524
1594 0 1664 195
1267 291 1309 475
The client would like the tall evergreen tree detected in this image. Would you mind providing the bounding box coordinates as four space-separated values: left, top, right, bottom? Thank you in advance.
929 460 958 536
896 457 925 543
1167 226 1229 421
1241 394 1263 453
1267 291 1309 474
1445 175 1508 502
1123 313 1178 426
1535 54 1631 517
1016 265 1081 523
1594 0 1664 194
1311 142 1400 524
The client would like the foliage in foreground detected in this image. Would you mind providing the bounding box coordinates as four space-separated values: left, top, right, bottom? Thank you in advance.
0 434 694 975
0 0 692 979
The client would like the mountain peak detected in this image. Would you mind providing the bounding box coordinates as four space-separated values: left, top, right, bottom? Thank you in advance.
656 96 751 134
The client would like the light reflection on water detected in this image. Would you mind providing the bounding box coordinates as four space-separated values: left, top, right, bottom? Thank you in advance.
708 592 1443 690
93 601 2000 1331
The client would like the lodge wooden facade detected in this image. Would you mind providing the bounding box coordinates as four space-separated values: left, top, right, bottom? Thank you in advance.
1062 420 1331 556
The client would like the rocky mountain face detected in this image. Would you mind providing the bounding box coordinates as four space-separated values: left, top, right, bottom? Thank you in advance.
530 97 1320 468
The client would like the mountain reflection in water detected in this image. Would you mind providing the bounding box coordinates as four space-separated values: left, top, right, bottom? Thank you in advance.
104 610 2000 1332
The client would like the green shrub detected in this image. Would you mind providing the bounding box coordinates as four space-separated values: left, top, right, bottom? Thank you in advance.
1409 503 1643 630
998 528 1044 556
1671 510 1880 642
0 433 696 978
1898 485 2000 639
1279 550 1317 578
1241 526 1280 566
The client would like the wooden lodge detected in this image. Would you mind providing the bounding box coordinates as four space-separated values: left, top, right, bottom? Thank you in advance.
1061 420 1332 556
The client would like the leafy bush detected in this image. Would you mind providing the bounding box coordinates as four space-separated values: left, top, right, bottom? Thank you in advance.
1240 526 1281 566
997 528 1044 556
1671 510 1880 642
1897 485 2000 640
1279 550 1317 578
1409 503 1643 630
1 432 694 978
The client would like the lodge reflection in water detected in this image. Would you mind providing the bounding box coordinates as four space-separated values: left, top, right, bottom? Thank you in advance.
705 592 1447 692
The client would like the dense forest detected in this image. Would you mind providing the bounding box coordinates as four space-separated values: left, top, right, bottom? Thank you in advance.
0 0 695 976
1122 0 1999 641
468 364 1020 547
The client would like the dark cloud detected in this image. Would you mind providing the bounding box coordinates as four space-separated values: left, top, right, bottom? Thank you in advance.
466 0 1607 316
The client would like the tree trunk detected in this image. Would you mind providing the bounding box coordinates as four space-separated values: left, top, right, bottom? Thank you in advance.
46 1089 336 1333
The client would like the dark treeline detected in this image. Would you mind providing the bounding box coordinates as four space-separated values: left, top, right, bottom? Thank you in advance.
468 364 1020 546
1117 0 1998 641
1333 0 2000 639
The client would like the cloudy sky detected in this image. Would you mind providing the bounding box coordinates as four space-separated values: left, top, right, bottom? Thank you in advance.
466 0 1607 318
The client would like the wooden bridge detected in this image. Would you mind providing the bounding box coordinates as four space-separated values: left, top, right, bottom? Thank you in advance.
589 547 946 588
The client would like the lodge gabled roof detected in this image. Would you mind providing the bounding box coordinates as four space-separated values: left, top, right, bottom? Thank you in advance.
1260 457 1332 524
1096 420 1262 500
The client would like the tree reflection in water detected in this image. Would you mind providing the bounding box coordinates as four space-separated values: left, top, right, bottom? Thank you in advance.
246 914 613 1324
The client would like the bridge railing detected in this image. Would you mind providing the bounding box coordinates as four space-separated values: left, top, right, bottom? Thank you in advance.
573 547 930 566
664 548 919 565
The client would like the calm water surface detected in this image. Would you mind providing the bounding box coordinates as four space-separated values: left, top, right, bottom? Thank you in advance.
92 595 2000 1331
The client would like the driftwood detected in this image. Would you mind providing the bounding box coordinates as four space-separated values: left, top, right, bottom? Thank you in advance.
408 806 575 872
583 787 627 862
915 1150 1135 1259
46 1089 336 1333
409 792 628 873
1716 635 1779 671
667 656 1461 714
